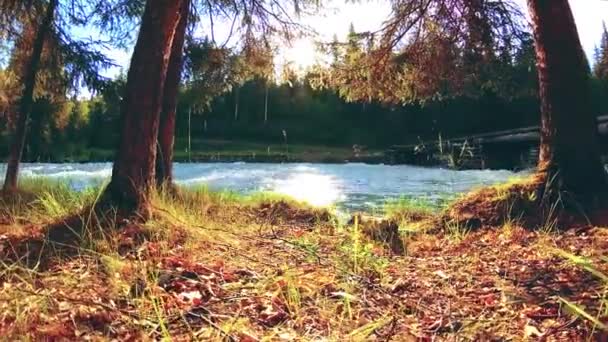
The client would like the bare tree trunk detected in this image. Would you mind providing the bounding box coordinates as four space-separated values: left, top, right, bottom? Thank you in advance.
3 0 57 193
103 0 184 217
264 80 269 124
156 0 190 188
527 0 608 207
234 88 240 121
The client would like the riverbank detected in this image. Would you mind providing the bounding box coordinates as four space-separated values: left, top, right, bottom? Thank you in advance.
8 140 387 164
0 179 606 340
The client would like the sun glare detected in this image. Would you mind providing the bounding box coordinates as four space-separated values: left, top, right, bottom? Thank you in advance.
282 39 319 72
272 172 344 207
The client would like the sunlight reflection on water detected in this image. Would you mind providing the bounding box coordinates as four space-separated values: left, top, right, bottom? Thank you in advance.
272 172 346 207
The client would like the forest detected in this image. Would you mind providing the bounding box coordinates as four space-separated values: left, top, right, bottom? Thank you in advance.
2 0 608 340
3 20 608 164
2 27 608 163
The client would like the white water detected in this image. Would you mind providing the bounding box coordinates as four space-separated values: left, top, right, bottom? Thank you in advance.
3 163 524 211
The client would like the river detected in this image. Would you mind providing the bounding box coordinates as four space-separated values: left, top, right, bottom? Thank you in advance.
4 162 526 211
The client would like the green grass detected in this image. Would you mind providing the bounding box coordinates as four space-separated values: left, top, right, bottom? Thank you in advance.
169 183 325 212
382 195 448 234
7 178 317 211
444 220 470 242
383 196 438 217
337 216 390 277
0 178 104 225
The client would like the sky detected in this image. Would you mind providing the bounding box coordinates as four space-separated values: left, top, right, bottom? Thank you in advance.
101 0 608 78
284 0 608 70
550 0 608 62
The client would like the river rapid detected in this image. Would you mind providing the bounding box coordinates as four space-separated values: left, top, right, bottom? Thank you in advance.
2 162 526 212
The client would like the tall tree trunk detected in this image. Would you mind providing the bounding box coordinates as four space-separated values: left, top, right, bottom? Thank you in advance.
156 0 190 188
3 0 57 193
264 81 269 124
103 0 184 217
234 88 240 121
527 0 608 207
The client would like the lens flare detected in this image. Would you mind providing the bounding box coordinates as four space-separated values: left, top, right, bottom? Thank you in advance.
272 172 343 207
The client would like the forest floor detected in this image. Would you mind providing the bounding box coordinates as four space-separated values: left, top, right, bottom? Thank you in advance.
0 179 607 341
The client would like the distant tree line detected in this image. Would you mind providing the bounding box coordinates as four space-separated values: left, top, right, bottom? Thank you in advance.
3 24 608 161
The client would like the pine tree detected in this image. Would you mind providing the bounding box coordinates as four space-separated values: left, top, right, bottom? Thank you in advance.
102 0 185 217
3 0 58 192
0 0 119 192
594 23 608 80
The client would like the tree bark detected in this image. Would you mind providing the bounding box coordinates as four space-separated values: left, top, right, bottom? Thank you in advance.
156 0 190 188
103 0 184 217
527 0 608 207
3 0 57 193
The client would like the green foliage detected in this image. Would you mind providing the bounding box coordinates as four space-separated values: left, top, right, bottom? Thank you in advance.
1 1 118 94
311 5 531 105
1 2 607 164
11 65 608 162
182 38 249 110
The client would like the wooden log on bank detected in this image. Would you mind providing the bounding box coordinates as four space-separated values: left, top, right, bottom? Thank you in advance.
386 115 608 167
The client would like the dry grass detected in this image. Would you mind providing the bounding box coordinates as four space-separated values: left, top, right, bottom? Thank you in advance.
0 179 607 340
